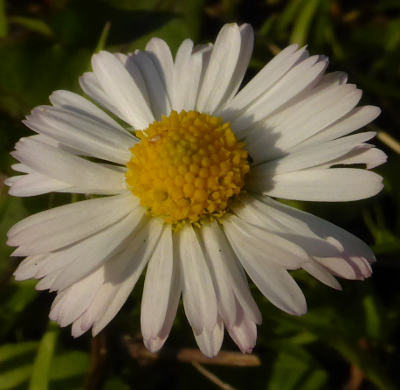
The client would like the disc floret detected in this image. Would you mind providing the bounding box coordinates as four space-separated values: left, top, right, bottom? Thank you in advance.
126 110 249 225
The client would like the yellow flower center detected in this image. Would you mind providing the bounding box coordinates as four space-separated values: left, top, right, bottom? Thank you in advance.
126 110 249 225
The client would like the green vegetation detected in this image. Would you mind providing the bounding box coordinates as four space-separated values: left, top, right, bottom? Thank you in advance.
0 0 399 389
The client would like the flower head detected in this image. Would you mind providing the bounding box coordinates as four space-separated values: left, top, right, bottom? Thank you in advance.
6 23 386 357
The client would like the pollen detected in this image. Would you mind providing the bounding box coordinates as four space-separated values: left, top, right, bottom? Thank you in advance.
126 110 250 225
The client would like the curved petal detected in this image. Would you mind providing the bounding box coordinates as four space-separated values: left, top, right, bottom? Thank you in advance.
8 193 137 254
249 168 383 201
12 137 126 194
177 225 218 334
196 23 242 113
91 51 154 129
223 216 307 316
194 318 224 358
141 224 181 351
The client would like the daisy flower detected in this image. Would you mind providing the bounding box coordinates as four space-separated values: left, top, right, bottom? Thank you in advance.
6 23 386 357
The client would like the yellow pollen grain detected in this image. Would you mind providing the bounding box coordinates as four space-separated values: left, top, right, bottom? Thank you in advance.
125 110 250 225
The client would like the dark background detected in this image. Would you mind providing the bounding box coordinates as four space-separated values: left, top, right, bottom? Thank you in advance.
0 0 399 389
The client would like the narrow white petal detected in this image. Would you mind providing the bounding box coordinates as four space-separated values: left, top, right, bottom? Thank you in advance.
223 215 308 269
224 217 307 316
145 37 174 105
12 137 126 194
178 225 218 334
8 193 137 254
215 23 254 112
49 265 104 326
171 39 204 112
201 221 261 326
141 225 177 341
294 106 381 149
250 168 383 201
302 262 342 290
232 55 328 135
14 255 48 281
250 195 376 262
220 44 305 120
128 51 171 119
49 90 132 131
24 106 135 164
7 172 72 197
91 51 154 129
79 72 119 115
92 219 163 335
245 84 363 161
227 302 257 354
252 132 377 174
200 222 237 327
196 23 242 113
313 144 387 170
194 318 224 358
46 209 146 291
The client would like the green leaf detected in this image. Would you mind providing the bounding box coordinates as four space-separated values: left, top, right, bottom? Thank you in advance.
10 16 53 37
29 323 59 390
290 0 320 45
363 295 381 340
0 0 7 37
0 342 38 390
0 342 38 365
95 21 112 53
266 349 328 390
0 364 33 390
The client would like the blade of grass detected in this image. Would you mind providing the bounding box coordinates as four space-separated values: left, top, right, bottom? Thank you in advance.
0 0 7 38
290 0 320 45
28 322 59 390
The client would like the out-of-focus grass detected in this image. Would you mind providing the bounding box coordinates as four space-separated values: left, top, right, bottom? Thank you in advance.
0 0 399 389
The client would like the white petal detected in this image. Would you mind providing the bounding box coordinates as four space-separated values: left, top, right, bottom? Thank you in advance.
234 195 341 258
194 318 224 358
92 218 163 335
231 55 328 135
201 221 261 326
49 265 104 326
250 195 376 262
171 39 203 112
47 209 145 291
294 106 381 149
7 172 72 197
222 215 308 269
79 72 118 115
223 217 307 316
220 44 305 121
12 137 126 194
314 144 387 170
145 37 174 105
250 168 383 201
177 225 218 334
245 84 363 161
141 225 179 344
252 132 377 174
314 256 372 280
200 222 237 327
301 262 342 290
91 51 154 129
8 193 137 254
127 51 171 119
196 23 242 113
14 255 48 281
214 24 254 112
24 105 135 164
227 302 257 354
49 90 132 131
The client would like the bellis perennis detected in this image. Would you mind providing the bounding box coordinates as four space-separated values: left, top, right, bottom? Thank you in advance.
6 23 386 357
